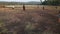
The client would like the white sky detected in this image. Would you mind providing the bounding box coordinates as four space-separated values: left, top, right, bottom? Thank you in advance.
0 0 45 2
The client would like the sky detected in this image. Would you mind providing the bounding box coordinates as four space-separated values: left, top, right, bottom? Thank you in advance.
0 0 44 2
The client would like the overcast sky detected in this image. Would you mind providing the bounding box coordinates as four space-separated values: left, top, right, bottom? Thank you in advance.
0 0 44 2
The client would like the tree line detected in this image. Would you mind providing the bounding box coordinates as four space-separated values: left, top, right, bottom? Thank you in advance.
40 0 60 6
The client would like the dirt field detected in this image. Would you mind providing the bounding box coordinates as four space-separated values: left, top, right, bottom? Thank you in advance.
0 5 60 15
0 5 60 34
4 5 60 10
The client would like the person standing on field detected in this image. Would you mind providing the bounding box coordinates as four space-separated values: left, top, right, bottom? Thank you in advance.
23 4 25 11
43 6 44 10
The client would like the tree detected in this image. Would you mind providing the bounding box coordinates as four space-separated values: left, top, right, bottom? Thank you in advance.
42 0 60 5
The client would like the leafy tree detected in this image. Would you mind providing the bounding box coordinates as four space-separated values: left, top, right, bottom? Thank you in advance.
42 0 60 5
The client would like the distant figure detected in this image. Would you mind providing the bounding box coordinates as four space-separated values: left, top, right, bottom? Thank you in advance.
23 4 25 11
43 6 44 10
55 6 57 9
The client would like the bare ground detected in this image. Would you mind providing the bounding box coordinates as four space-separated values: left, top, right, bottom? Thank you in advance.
0 7 60 34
